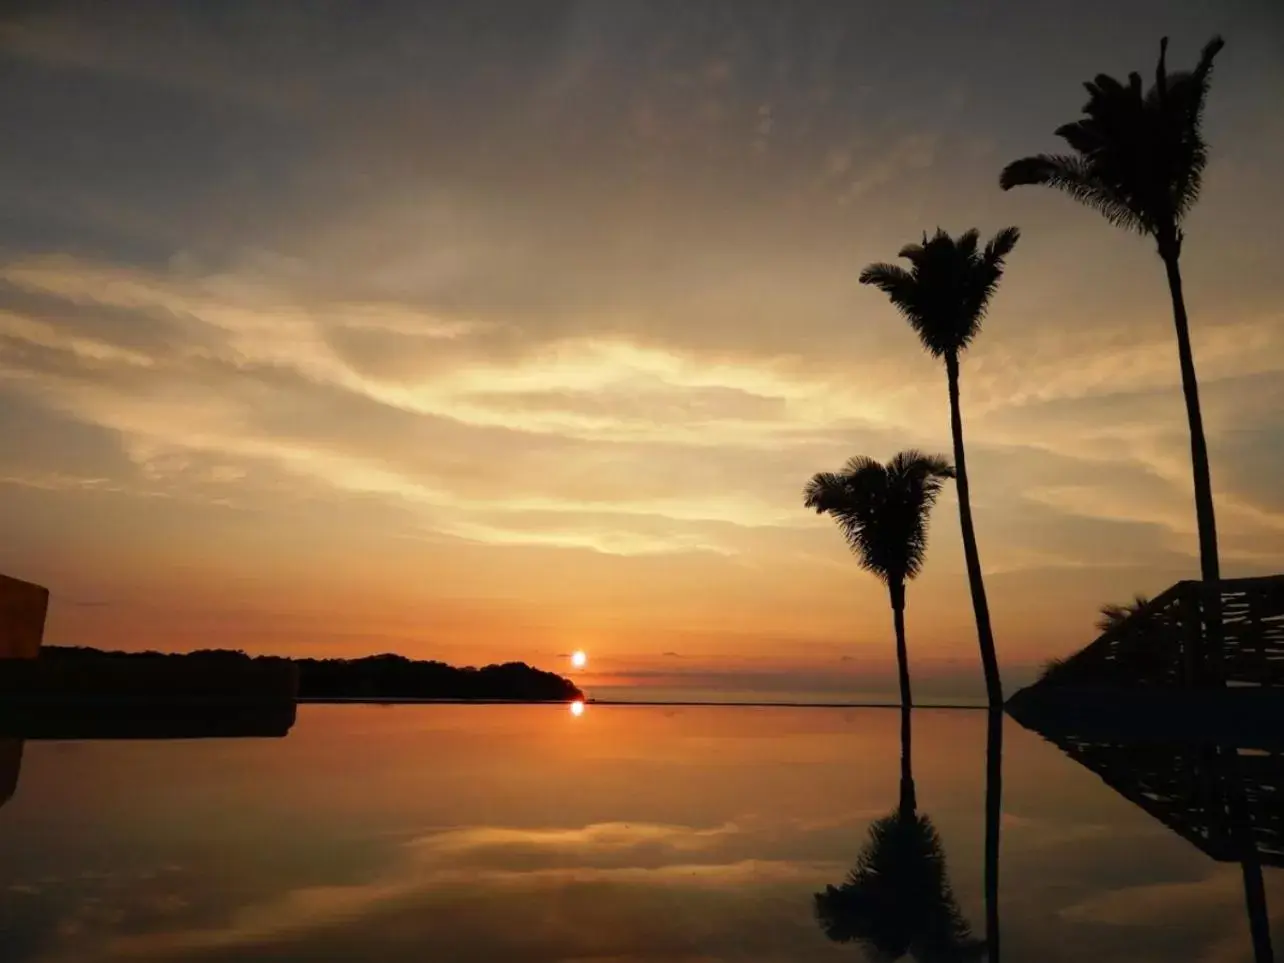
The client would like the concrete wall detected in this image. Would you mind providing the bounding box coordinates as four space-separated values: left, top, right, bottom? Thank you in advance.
0 574 49 659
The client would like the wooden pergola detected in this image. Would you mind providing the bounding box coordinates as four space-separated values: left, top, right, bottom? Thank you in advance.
1040 575 1284 688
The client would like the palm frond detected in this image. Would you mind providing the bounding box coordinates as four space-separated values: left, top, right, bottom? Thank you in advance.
802 472 851 514
984 226 1021 264
896 239 927 261
1001 36 1225 239
1095 593 1152 633
841 453 885 478
999 152 1091 191
1194 35 1226 89
889 449 956 492
863 227 1021 360
1155 36 1170 99
858 263 915 300
859 262 930 346
804 452 954 585
1001 154 1148 233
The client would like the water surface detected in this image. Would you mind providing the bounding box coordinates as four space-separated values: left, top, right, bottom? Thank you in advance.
1 705 1279 961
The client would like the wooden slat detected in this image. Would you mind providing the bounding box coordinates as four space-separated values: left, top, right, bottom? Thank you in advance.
1034 733 1284 866
1040 575 1284 690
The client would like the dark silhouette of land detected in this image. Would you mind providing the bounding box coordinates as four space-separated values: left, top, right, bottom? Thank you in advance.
0 702 297 741
36 646 583 703
0 706 299 814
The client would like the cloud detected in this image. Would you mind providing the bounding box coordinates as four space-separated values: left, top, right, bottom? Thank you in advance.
1059 869 1244 927
39 820 845 963
3 0 1284 672
2 249 1282 578
837 132 939 205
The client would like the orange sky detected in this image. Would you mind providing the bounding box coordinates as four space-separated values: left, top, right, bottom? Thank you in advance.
1 3 1282 700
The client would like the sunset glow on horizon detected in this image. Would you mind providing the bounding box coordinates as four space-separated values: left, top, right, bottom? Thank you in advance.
1 4 1282 702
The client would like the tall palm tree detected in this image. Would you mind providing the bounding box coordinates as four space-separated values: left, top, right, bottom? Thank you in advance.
814 710 984 962
859 229 1019 707
804 451 954 710
999 36 1226 596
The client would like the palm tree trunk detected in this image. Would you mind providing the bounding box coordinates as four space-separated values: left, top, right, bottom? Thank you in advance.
945 353 1003 706
1161 250 1223 684
984 707 1003 963
891 581 916 812
890 580 912 709
898 704 916 814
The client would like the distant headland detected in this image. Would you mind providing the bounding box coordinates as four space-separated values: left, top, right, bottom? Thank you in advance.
38 647 584 703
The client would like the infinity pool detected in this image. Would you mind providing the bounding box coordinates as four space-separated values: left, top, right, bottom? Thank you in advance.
1 705 1278 961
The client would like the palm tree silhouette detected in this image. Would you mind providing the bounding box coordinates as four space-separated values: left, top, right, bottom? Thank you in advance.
859 229 1020 707
804 451 954 710
1000 37 1226 600
814 710 984 962
1096 594 1153 633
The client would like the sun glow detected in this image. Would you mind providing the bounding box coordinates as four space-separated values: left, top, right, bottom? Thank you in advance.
569 699 585 717
571 650 587 669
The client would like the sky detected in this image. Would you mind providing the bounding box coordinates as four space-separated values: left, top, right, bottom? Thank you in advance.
0 1 1282 702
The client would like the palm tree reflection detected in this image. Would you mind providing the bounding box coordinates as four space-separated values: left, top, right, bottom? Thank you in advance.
983 709 1003 963
815 708 985 961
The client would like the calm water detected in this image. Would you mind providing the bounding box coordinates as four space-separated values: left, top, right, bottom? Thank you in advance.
1 705 1279 962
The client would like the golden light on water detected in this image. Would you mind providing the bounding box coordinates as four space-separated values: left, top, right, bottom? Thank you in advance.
571 650 587 669
569 700 585 717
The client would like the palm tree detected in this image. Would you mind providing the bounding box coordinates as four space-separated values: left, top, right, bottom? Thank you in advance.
804 451 955 710
1097 592 1184 683
859 229 1019 707
1096 593 1152 633
999 36 1226 596
1038 593 1180 687
815 711 984 962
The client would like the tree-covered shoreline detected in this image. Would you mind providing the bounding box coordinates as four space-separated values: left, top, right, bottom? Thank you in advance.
39 647 584 702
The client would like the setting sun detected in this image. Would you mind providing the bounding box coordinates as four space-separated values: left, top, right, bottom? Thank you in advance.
569 700 585 717
571 650 587 669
